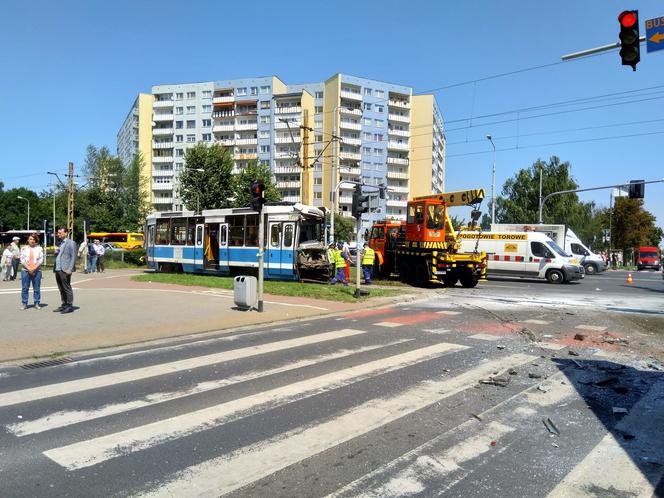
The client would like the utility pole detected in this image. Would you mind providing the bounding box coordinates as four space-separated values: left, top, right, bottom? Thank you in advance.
329 110 337 244
486 135 496 224
66 162 74 237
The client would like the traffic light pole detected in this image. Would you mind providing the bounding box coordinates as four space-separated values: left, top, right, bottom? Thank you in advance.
538 178 664 223
257 210 264 312
561 36 645 61
354 217 362 299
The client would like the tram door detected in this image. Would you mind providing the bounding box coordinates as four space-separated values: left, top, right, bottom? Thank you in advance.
146 225 155 266
194 223 204 268
267 222 282 277
281 223 296 276
218 223 229 271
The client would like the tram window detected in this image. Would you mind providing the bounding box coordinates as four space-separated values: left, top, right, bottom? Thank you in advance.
171 218 187 245
156 219 170 245
270 225 281 247
228 215 245 246
186 218 196 245
148 226 155 244
284 225 294 248
196 225 203 246
245 215 258 247
219 225 227 246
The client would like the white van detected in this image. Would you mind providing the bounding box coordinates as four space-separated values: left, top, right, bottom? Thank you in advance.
492 224 607 275
457 231 585 283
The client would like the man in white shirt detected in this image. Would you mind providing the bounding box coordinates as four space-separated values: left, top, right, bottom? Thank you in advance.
94 239 106 273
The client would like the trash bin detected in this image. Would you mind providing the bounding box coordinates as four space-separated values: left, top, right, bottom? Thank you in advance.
234 275 257 309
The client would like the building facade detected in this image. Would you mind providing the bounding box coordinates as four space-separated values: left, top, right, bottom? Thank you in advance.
117 73 446 232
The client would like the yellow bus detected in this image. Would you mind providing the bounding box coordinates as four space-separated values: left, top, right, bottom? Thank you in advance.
87 232 144 250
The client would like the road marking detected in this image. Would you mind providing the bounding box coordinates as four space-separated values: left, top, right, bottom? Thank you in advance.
423 328 450 335
44 342 469 470
136 354 535 497
520 319 551 325
437 310 461 315
574 325 607 332
330 421 515 498
547 379 664 498
7 340 414 437
374 322 403 328
0 329 367 408
468 333 501 341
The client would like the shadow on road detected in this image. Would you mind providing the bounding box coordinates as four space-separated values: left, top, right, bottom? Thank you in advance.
553 357 664 492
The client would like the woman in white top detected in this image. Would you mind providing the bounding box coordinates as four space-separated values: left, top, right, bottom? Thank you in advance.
20 232 44 309
1 243 13 281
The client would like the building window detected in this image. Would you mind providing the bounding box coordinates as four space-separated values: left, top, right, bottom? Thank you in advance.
186 134 196 143
186 120 195 129
175 120 183 129
260 86 270 94
176 149 184 157
375 119 384 128
374 148 382 157
175 107 183 115
202 119 211 127
202 90 212 98
260 145 270 153
250 87 258 95
202 133 211 141
363 147 371 155
363 118 372 126
315 118 323 128
259 130 269 139
315 91 324 99
176 92 183 100
314 177 322 185
364 88 372 96
175 135 183 142
375 90 384 98
374 133 383 142
364 103 372 111
314 191 322 199
260 101 270 109
236 87 247 96
376 105 384 113
186 106 195 114
186 91 195 99
202 104 212 113
260 115 269 124
363 132 371 140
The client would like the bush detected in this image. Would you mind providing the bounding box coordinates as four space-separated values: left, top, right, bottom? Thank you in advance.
124 248 145 266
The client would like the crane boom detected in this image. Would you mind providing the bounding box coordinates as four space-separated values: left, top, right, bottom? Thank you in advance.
412 188 485 206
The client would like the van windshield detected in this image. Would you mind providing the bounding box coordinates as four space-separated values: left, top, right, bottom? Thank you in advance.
546 240 570 257
640 251 658 258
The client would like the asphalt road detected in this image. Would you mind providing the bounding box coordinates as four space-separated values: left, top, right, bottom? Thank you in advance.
1 286 663 497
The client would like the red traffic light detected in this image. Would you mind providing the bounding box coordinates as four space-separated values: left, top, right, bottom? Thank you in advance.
619 11 637 28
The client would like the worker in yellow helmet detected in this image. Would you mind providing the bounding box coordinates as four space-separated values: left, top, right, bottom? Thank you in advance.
361 242 376 285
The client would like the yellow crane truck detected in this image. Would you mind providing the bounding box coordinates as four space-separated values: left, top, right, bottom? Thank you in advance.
368 189 487 287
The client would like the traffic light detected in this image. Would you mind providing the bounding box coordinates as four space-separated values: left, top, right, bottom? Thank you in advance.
628 179 645 199
250 180 266 211
618 10 640 71
351 185 370 218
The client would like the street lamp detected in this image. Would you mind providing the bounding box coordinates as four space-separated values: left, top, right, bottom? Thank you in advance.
486 135 496 224
16 195 30 230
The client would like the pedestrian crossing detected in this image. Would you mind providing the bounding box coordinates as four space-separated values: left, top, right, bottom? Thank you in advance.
0 308 662 497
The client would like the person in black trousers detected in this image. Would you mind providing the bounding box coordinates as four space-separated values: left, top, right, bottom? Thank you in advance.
54 227 77 313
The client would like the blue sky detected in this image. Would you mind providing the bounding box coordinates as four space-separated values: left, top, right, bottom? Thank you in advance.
1 0 663 230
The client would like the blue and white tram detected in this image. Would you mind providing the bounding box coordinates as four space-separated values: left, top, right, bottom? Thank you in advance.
145 202 330 281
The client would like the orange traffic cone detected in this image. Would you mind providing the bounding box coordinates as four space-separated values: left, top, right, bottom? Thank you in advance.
626 273 633 284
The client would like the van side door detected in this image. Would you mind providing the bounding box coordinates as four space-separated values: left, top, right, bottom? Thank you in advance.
526 241 554 277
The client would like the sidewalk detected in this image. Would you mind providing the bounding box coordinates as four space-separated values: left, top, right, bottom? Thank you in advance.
0 269 410 363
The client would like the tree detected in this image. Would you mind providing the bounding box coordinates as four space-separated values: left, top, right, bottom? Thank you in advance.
179 143 233 211
327 213 355 243
612 198 662 251
231 160 281 208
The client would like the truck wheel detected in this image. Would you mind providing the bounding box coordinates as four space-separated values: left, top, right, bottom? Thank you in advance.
399 261 411 283
546 269 564 284
442 274 458 287
584 263 597 275
460 275 478 288
413 263 430 287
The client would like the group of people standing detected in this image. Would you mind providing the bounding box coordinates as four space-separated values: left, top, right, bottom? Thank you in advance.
2 227 79 313
328 241 376 287
77 238 106 273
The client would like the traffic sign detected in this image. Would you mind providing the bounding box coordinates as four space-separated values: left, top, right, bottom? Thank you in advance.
646 16 664 53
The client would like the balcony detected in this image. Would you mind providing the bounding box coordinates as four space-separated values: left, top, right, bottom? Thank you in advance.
213 96 234 104
388 185 409 194
387 141 409 151
387 170 409 179
153 197 173 205
339 151 361 161
235 138 258 146
338 195 353 204
387 156 409 165
388 128 410 137
218 139 235 146
153 100 174 108
275 106 302 114
212 124 234 133
386 199 408 207
153 113 174 122
282 195 301 203
274 136 301 144
276 180 301 189
213 111 235 118
235 153 258 160
152 141 174 149
274 120 300 129
274 166 301 174
339 107 362 116
274 151 297 159
152 182 173 191
388 99 410 109
153 156 174 163
339 183 355 191
340 166 361 176
339 121 361 131
340 90 362 101
235 122 258 131
340 137 361 146
388 114 410 123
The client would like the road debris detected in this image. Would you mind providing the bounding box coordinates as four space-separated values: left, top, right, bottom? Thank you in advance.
552 442 560 448
508 368 518 375
497 345 506 350
528 372 542 379
574 334 586 341
543 418 560 436
648 361 663 371
479 376 511 387
538 383 552 393
470 413 483 422
568 350 580 356
571 360 585 369
612 407 628 414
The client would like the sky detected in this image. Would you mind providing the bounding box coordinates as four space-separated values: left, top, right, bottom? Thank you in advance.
1 0 663 231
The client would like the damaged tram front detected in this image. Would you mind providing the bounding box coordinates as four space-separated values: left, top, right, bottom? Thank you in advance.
145 202 331 281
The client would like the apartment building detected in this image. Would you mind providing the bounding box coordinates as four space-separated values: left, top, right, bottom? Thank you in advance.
117 73 445 232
